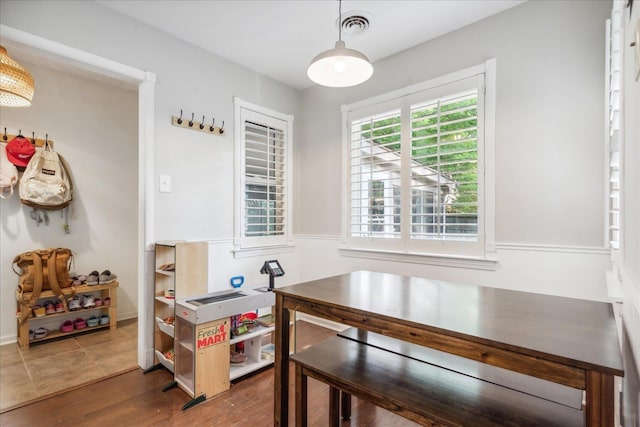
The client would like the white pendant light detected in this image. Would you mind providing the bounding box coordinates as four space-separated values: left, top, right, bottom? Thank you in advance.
307 0 373 87
0 46 34 107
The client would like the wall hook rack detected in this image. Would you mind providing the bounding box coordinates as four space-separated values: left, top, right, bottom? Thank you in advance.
2 126 54 147
171 110 225 136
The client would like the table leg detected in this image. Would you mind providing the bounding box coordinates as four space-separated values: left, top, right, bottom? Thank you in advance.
341 391 351 420
274 293 290 427
329 387 340 427
295 364 307 427
585 370 615 427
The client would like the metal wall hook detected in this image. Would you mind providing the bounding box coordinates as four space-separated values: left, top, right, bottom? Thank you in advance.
171 110 225 137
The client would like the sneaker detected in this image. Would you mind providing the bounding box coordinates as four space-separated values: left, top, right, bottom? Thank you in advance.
86 271 99 285
55 299 65 313
29 329 35 341
44 300 56 315
34 327 48 339
81 294 95 308
33 305 46 317
99 314 110 326
94 297 103 307
68 296 81 311
87 316 99 327
103 297 111 306
99 270 117 284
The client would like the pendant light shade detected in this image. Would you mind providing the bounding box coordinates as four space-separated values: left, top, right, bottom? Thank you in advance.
0 46 35 107
307 0 373 87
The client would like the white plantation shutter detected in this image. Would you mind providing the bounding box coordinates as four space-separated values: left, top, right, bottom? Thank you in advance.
244 120 286 237
606 3 623 251
410 90 478 241
350 109 402 238
344 65 491 258
236 100 292 250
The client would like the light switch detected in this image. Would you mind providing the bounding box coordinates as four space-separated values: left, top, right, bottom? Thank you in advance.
159 175 171 193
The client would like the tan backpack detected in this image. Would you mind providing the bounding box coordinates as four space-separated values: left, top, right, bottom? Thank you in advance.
13 248 74 322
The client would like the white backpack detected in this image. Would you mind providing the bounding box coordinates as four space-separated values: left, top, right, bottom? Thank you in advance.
0 143 19 199
19 140 73 211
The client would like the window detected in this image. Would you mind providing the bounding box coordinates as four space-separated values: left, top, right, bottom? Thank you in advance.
234 98 293 251
343 61 495 261
606 4 623 254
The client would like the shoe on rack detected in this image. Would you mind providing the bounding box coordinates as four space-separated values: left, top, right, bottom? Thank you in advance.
33 305 46 318
99 314 110 326
87 316 99 327
34 327 48 339
81 294 95 308
94 297 103 307
99 270 117 284
44 300 56 315
86 271 99 285
29 329 35 341
55 299 65 313
60 320 74 332
103 297 111 306
74 318 87 330
68 296 81 311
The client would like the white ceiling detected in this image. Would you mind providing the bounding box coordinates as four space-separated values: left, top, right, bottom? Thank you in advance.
96 0 525 89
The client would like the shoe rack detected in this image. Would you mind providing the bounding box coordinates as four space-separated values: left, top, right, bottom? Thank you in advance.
15 282 119 349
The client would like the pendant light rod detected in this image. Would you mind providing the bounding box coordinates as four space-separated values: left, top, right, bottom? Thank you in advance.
338 0 343 42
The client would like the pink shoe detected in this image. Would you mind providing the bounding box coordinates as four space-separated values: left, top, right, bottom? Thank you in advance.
44 300 56 315
55 299 65 313
74 318 87 330
60 320 74 332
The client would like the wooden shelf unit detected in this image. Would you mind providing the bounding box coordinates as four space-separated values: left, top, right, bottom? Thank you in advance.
15 282 119 349
152 241 208 373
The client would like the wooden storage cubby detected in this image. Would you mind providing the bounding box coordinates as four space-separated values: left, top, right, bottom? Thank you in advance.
15 281 118 349
151 241 207 374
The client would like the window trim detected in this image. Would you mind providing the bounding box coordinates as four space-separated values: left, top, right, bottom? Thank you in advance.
340 60 496 267
234 97 294 255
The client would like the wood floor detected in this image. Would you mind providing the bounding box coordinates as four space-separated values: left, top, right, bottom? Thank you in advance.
0 321 418 427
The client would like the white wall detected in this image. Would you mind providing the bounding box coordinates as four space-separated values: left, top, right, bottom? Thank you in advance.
0 0 303 345
0 60 138 342
296 0 613 301
620 0 640 421
0 0 303 243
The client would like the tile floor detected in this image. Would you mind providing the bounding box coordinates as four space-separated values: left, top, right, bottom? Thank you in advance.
0 318 138 413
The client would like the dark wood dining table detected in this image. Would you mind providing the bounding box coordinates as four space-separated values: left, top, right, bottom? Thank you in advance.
273 270 624 427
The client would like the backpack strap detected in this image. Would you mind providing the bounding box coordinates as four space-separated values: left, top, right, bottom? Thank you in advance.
18 252 44 324
45 250 67 302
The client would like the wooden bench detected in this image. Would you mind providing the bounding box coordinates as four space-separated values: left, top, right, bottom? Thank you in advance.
291 335 584 427
337 327 583 415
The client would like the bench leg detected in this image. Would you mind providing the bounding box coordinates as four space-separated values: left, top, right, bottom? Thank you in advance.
341 391 351 420
329 387 341 427
295 364 307 427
